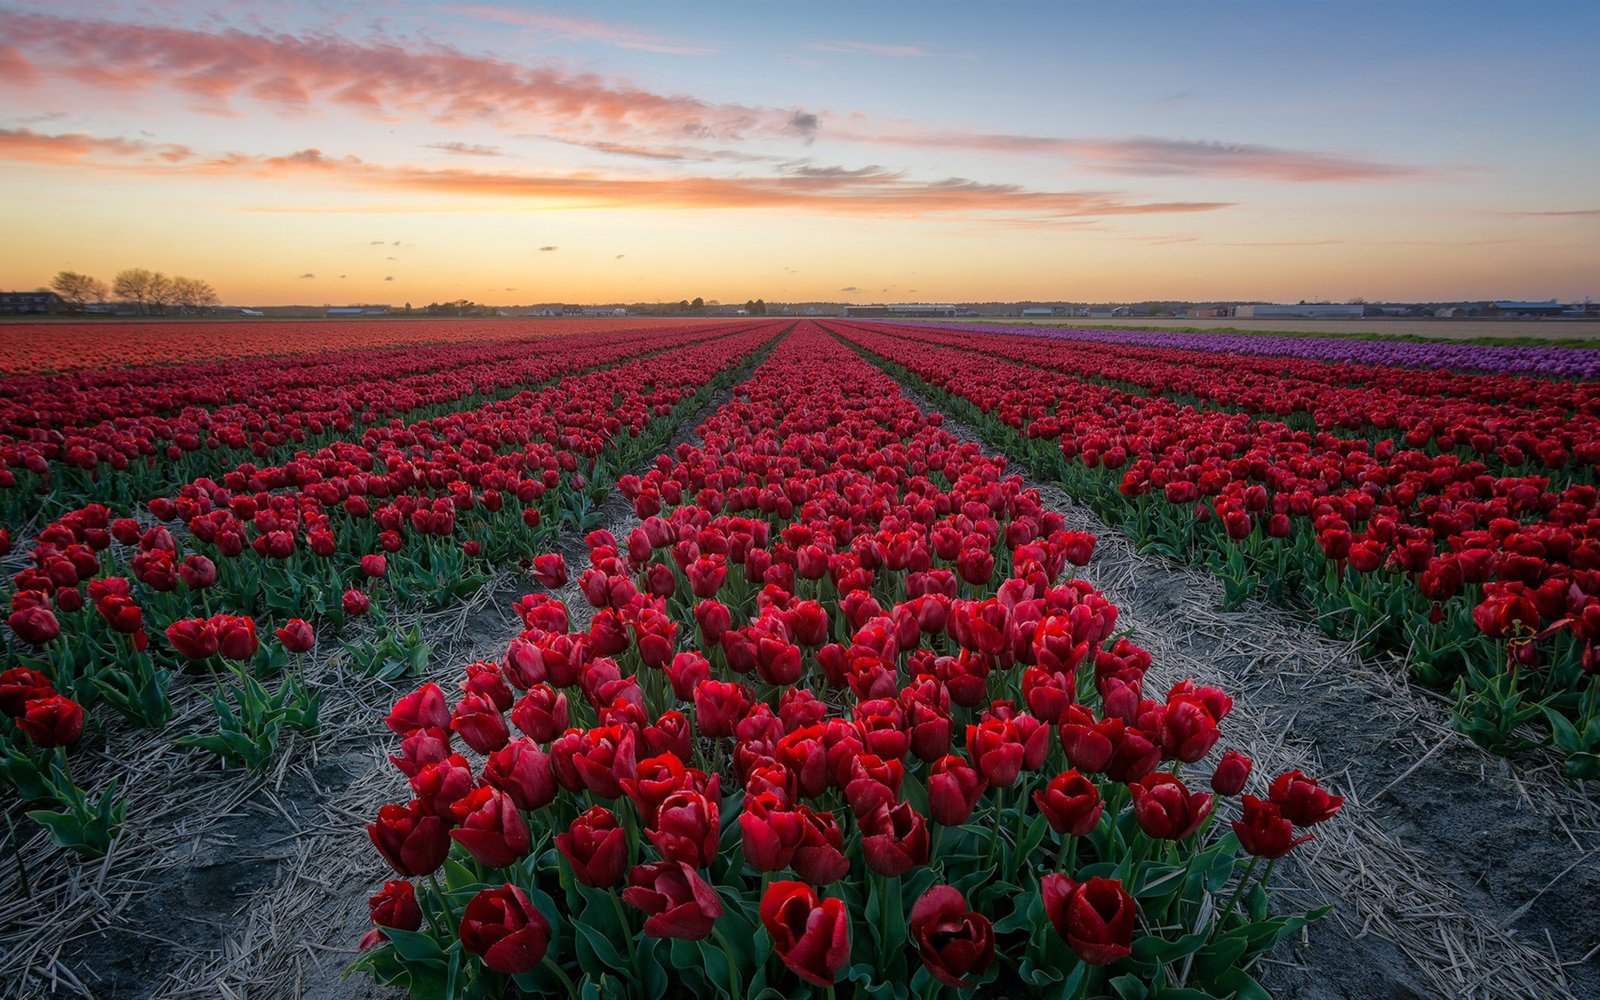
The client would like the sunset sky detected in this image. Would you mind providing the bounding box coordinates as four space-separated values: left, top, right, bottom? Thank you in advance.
1 0 1596 306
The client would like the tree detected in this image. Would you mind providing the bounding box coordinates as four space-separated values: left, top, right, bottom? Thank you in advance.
112 268 157 313
49 271 108 310
171 276 219 313
146 272 175 314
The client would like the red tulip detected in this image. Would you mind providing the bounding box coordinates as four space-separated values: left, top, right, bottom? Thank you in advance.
449 786 531 867
647 788 720 868
165 617 220 661
213 615 258 662
359 880 422 949
1267 770 1344 826
1211 750 1252 797
450 692 510 754
928 754 988 826
361 553 388 578
1129 772 1212 840
760 880 851 988
532 553 568 588
388 683 450 735
276 618 315 653
965 719 1024 787
555 805 629 888
792 806 850 885
1033 770 1103 836
483 739 556 811
860 800 930 877
17 695 84 747
9 605 60 645
342 589 371 616
367 800 450 876
909 885 994 988
1042 874 1135 966
740 792 805 872
622 861 723 940
1233 795 1314 858
459 884 551 974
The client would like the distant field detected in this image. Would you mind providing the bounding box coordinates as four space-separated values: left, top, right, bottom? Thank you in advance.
942 315 1600 345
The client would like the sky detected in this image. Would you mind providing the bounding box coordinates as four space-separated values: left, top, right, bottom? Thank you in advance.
0 0 1596 306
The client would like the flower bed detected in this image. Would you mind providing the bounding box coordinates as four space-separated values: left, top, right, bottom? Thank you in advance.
832 321 1600 777
358 322 1338 998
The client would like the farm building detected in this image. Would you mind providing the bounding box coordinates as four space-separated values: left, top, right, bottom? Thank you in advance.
1234 303 1365 319
0 291 66 314
1489 300 1565 316
845 303 958 318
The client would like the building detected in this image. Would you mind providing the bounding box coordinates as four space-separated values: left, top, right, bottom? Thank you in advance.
844 303 958 318
1020 306 1066 318
0 291 66 314
1234 303 1365 319
1188 306 1232 318
325 305 391 317
1489 301 1565 317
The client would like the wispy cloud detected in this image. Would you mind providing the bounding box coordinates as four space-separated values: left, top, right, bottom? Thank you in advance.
539 245 558 251
0 129 1234 221
1512 208 1600 218
424 141 505 157
847 131 1425 182
808 40 933 58
445 5 715 55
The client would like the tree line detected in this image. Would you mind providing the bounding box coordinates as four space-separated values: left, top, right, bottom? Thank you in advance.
49 269 220 314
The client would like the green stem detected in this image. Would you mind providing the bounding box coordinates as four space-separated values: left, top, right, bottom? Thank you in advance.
712 927 743 1000
1217 855 1262 927
610 888 640 978
541 955 578 995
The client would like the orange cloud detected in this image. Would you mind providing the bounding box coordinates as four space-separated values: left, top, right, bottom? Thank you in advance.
0 128 1232 220
0 127 192 164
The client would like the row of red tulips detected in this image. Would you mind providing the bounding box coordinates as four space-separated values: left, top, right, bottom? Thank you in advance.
830 321 1600 777
1 325 786 857
870 321 1600 482
0 320 756 525
358 322 1338 998
0 317 711 376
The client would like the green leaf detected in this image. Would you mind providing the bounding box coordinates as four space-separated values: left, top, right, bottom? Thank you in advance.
382 927 448 966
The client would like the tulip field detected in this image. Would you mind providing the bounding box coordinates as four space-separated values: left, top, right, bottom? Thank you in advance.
2 318 1597 1000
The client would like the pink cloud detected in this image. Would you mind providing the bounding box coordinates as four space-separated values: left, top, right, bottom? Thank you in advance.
1 11 789 139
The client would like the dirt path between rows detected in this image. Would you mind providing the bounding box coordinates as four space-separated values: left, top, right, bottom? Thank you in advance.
894 381 1600 1000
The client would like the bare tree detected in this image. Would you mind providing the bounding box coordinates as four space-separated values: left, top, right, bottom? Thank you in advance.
146 272 174 315
171 276 220 313
112 268 155 313
49 271 109 310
